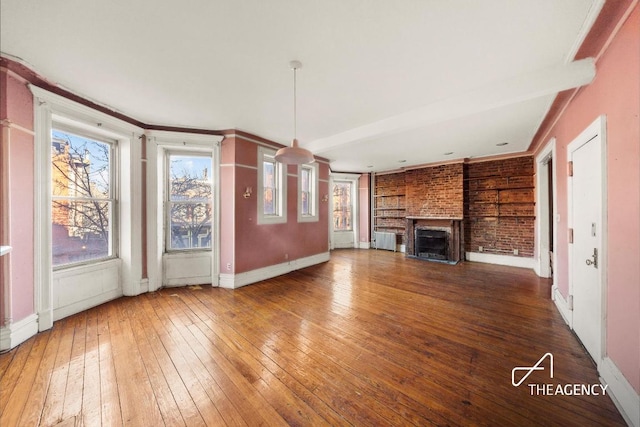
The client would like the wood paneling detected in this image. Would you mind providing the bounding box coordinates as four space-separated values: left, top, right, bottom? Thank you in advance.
0 250 625 426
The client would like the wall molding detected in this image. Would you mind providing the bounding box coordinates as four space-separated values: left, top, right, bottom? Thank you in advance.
0 313 38 351
465 251 535 269
600 356 640 427
219 252 330 289
0 119 35 136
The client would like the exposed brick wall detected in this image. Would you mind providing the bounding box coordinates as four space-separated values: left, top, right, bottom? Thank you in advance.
464 156 534 257
374 157 535 258
405 163 464 218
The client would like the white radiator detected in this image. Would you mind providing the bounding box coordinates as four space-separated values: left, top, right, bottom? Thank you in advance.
374 231 396 252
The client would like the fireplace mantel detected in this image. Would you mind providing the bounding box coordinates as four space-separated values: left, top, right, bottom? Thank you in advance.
406 216 463 220
406 218 464 263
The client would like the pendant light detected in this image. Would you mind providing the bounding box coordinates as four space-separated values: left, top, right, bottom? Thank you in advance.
274 60 315 164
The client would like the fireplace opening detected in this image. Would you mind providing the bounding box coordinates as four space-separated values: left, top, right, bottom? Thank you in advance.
415 229 448 260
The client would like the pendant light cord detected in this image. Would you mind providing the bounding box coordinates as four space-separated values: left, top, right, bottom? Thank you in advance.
293 66 297 141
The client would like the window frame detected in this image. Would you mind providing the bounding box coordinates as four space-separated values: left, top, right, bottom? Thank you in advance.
332 179 354 232
32 84 144 331
165 150 214 252
50 125 119 269
257 146 287 224
298 162 319 223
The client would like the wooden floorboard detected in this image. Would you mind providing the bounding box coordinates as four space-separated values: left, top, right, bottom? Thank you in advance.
0 249 627 426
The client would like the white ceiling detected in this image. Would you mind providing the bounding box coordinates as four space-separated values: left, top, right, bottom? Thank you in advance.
1 0 603 172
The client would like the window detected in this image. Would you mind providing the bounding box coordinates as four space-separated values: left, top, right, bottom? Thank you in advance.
298 162 319 222
51 129 115 266
167 153 213 250
332 181 353 231
258 147 287 224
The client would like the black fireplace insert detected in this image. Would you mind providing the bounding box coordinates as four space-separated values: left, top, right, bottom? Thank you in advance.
415 229 448 260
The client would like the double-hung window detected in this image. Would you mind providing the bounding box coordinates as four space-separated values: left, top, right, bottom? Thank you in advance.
166 152 213 250
51 129 116 267
258 147 287 224
298 162 319 222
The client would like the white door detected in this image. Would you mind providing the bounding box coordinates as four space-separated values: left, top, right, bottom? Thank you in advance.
569 118 605 363
330 175 359 249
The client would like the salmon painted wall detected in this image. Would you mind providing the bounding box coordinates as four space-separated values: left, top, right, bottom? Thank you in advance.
220 136 237 275
0 70 35 326
221 135 330 274
534 5 640 392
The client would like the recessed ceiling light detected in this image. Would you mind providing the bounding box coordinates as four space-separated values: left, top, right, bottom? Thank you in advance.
496 142 509 146
444 152 454 155
398 160 407 163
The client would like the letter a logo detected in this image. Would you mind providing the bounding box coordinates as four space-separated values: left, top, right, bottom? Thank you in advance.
512 353 554 386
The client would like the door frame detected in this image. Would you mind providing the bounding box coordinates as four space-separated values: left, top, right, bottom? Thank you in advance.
567 115 608 366
329 173 360 250
535 138 557 279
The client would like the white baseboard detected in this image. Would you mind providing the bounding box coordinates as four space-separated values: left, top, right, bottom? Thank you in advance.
600 356 640 427
358 241 371 249
219 252 330 289
0 313 39 351
139 278 149 294
552 285 573 328
53 289 122 322
465 251 535 269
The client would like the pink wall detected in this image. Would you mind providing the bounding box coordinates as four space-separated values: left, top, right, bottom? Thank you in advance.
359 174 370 245
220 134 330 274
534 5 640 392
219 137 236 274
0 70 36 325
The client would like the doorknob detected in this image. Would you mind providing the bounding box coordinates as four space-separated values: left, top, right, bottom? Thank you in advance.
585 248 598 268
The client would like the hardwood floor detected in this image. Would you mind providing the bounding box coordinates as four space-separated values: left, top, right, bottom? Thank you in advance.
0 249 626 426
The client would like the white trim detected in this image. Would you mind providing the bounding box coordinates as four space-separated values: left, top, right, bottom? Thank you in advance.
329 173 361 249
535 138 556 279
465 252 535 269
148 133 221 289
219 252 330 289
564 0 605 63
567 115 608 365
0 314 39 351
0 119 35 136
30 86 143 137
53 290 122 322
600 357 640 427
147 130 223 146
298 162 319 223
257 146 287 225
358 241 371 249
30 85 143 332
552 284 573 328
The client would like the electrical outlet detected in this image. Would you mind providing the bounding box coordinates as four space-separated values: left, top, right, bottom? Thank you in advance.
226 263 232 270
284 253 289 260
513 249 519 255
479 246 483 252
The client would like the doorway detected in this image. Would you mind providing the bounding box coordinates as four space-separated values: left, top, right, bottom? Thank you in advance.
568 116 607 365
330 174 360 249
536 139 556 279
